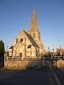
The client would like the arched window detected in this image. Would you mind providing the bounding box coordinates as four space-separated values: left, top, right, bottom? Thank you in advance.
27 45 31 48
20 38 23 42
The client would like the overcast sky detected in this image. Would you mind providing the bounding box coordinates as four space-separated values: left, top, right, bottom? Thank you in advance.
0 0 64 52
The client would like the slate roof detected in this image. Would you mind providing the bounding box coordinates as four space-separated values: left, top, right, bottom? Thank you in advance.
24 31 38 47
9 46 14 49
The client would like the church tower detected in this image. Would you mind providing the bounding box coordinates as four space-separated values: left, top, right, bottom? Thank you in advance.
27 8 41 41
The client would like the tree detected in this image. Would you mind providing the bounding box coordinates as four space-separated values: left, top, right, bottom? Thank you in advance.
0 40 5 55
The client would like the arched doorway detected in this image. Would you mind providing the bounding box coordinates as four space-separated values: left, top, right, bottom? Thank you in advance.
20 53 22 57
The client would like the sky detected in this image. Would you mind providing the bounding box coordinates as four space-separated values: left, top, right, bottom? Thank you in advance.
0 0 64 52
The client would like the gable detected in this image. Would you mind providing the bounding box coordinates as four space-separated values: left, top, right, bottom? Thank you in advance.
12 29 32 46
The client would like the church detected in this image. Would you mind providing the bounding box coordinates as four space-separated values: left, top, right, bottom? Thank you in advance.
9 8 46 59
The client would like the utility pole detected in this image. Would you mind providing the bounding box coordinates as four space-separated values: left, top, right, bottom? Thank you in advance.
48 47 51 57
48 47 50 51
4 45 8 52
60 45 61 49
7 45 8 52
60 45 61 56
48 47 50 53
52 48 55 56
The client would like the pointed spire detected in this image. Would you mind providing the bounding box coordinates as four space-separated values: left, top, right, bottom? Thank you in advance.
32 8 36 15
29 8 39 31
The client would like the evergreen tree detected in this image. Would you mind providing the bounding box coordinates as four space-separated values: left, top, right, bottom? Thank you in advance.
0 40 5 55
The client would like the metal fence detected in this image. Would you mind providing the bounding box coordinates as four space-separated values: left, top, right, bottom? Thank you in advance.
4 56 22 61
5 56 64 61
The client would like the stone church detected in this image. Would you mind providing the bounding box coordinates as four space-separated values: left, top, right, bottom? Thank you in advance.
9 8 46 59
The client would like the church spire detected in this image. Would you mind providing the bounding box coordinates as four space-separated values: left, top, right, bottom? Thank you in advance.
29 8 39 31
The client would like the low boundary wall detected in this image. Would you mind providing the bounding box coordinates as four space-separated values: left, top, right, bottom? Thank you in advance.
4 60 41 70
4 58 64 70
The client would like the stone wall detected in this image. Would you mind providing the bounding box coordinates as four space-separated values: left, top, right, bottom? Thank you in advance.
4 59 64 70
4 60 41 70
57 59 64 68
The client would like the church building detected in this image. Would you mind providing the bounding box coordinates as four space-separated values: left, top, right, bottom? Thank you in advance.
9 8 46 59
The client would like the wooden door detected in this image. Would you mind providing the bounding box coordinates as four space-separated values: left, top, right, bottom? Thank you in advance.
20 53 22 57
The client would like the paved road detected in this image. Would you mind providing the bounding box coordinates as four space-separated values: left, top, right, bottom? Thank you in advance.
0 68 64 85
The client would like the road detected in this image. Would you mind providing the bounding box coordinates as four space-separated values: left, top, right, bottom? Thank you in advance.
0 68 64 85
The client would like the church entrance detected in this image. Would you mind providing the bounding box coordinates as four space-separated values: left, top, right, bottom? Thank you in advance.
20 53 22 57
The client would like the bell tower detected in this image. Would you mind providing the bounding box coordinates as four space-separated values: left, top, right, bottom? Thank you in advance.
27 8 41 41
